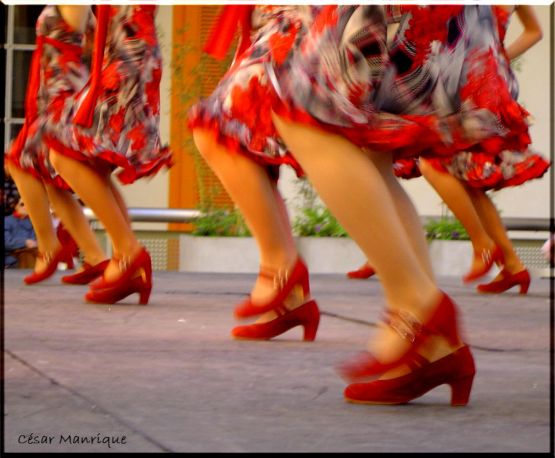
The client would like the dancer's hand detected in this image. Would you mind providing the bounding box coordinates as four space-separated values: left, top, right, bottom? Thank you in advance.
25 239 37 249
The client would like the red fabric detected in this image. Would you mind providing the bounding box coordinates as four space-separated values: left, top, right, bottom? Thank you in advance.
21 36 82 124
43 135 174 185
271 94 454 159
393 158 422 179
73 5 110 127
403 6 465 70
500 157 550 188
187 115 303 180
493 6 511 43
24 36 44 122
57 223 79 257
203 5 254 60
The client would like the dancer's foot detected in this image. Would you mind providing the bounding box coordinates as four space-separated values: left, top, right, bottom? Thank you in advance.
463 244 504 283
24 244 66 284
347 263 376 280
86 246 152 305
234 257 310 318
102 244 144 283
339 290 464 382
231 300 320 341
344 340 475 406
477 268 530 294
339 293 473 405
232 258 319 340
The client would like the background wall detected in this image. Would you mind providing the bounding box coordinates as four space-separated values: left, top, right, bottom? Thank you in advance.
490 5 552 219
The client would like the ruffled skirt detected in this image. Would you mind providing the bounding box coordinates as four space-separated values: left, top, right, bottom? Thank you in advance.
187 6 317 179
268 5 531 160
44 6 172 184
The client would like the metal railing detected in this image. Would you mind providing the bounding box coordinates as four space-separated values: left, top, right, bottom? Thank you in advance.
83 207 551 232
83 207 202 223
421 215 551 232
495 217 552 232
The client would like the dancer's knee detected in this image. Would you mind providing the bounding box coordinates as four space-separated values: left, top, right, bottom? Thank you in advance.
192 128 219 163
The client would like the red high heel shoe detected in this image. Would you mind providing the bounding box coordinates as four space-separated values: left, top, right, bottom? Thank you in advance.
347 264 376 280
344 345 476 406
338 292 462 383
61 259 110 285
231 300 320 341
85 247 152 305
234 258 310 319
477 268 530 294
463 245 504 283
24 248 68 284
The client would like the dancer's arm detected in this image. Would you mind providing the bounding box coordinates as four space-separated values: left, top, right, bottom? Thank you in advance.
57 5 90 33
505 5 542 60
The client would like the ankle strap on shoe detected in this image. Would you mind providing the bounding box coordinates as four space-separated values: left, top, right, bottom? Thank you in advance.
258 266 276 281
38 251 54 263
113 253 132 272
258 265 291 290
480 248 493 265
384 309 424 343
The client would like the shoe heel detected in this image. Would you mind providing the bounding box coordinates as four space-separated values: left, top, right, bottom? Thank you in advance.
519 280 530 294
300 300 320 341
449 374 474 406
139 285 152 305
303 323 318 341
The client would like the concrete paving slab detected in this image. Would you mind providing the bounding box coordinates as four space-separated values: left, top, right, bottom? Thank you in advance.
2 269 553 453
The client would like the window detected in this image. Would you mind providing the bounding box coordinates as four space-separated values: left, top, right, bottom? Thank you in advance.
3 5 43 151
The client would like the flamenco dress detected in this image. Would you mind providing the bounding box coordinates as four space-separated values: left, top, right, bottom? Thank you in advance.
6 5 93 190
393 6 550 188
269 5 531 160
187 5 324 180
43 5 172 184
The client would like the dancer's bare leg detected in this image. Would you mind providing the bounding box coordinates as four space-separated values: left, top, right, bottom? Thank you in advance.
466 187 526 276
273 114 460 365
349 157 435 281
7 164 60 273
96 161 132 229
49 150 141 282
44 183 107 267
419 158 496 274
381 157 435 281
272 183 296 249
193 128 299 308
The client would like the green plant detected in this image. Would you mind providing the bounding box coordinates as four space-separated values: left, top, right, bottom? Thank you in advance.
291 178 347 237
293 207 348 237
424 202 470 241
424 217 469 240
192 208 251 237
